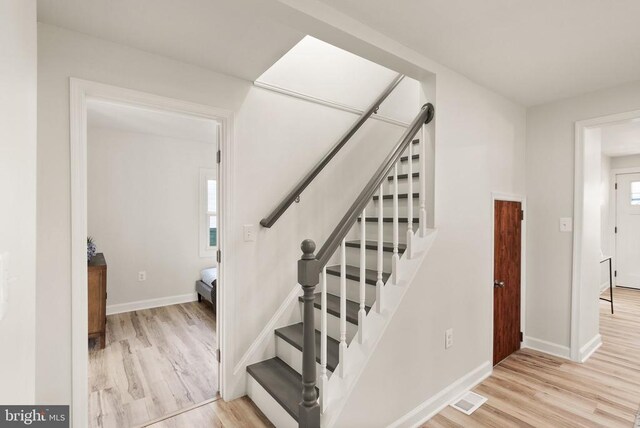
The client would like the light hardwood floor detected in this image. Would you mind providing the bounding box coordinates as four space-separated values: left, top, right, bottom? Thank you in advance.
424 287 640 427
144 397 273 428
88 301 217 428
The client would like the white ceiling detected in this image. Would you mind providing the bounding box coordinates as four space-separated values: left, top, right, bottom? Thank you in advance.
37 0 304 82
316 0 640 106
601 120 640 157
87 99 217 144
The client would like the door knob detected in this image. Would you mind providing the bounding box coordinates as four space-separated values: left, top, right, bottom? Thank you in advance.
494 280 505 288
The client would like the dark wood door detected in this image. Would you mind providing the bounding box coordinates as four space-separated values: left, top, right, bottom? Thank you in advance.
493 200 522 365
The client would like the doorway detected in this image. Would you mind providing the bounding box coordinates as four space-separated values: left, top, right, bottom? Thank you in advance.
615 172 640 289
70 79 233 428
493 199 523 365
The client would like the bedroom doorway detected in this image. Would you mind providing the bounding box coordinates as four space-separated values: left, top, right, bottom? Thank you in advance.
71 80 232 428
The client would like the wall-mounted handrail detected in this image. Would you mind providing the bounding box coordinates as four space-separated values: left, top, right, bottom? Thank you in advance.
316 103 435 266
260 73 405 228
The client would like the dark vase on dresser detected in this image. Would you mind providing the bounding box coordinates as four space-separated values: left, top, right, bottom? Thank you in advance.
88 253 107 349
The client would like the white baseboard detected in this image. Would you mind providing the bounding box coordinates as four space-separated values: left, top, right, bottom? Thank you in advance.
579 334 602 363
106 292 198 315
522 336 571 359
600 282 611 292
387 361 492 428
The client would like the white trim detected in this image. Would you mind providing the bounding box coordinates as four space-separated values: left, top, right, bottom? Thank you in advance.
579 334 602 363
253 80 411 128
106 293 198 316
572 109 640 362
491 193 527 358
522 336 571 359
70 78 234 428
386 361 492 428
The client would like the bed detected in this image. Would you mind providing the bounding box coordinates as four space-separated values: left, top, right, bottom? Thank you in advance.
196 267 217 310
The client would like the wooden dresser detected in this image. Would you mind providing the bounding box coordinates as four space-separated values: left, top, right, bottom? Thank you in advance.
88 253 107 349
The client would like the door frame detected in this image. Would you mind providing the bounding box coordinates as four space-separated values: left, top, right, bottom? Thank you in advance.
491 193 527 363
69 78 234 427
572 108 640 362
611 168 640 289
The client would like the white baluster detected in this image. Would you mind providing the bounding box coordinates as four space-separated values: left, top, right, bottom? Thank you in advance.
376 184 384 313
419 126 427 237
320 266 328 412
339 239 347 378
406 140 414 258
358 208 366 344
392 162 399 284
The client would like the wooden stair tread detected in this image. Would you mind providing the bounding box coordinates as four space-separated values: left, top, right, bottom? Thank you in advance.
388 172 419 181
373 193 419 200
357 217 419 223
247 357 315 422
326 264 390 285
299 292 371 325
275 323 339 373
345 240 406 253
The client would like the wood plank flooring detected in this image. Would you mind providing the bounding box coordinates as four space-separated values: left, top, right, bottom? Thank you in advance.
88 301 217 428
424 287 640 427
144 397 273 428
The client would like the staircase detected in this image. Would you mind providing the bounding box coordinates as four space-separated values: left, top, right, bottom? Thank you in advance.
246 75 435 427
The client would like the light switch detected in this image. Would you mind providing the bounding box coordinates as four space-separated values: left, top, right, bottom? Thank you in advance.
243 224 256 242
560 218 573 232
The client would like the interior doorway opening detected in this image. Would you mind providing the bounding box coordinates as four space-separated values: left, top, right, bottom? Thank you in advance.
70 79 233 428
572 109 640 362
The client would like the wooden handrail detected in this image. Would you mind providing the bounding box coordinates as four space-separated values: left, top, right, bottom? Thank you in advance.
260 74 405 228
316 103 435 266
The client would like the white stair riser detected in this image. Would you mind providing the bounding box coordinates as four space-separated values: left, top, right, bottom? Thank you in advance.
314 303 358 343
346 245 394 272
382 177 420 195
367 198 420 217
397 158 421 175
275 335 328 379
326 273 377 307
361 222 418 242
247 375 297 428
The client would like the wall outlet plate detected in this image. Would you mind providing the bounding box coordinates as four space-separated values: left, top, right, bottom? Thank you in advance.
243 224 256 242
445 328 453 349
138 271 147 281
560 217 573 232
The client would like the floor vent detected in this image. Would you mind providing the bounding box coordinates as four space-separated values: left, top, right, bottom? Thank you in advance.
450 391 487 415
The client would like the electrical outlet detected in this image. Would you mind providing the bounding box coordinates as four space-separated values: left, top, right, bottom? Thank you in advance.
559 217 572 232
243 224 256 242
445 328 453 349
138 271 147 281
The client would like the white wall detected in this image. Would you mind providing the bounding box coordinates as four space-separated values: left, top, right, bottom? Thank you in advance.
36 23 415 404
612 153 640 169
335 67 526 427
257 35 421 124
0 0 37 404
87 127 216 307
526 78 640 353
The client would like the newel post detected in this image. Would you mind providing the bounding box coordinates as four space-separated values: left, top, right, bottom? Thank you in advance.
298 239 321 428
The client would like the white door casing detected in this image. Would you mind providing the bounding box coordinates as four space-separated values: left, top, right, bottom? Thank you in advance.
616 173 640 289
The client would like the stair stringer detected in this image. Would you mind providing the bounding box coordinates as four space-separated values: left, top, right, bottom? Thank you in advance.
321 229 438 427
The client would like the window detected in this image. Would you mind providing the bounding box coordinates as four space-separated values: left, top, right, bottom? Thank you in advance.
632 181 640 206
200 169 217 257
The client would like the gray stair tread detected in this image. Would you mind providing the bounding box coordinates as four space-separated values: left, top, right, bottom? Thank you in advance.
326 264 390 285
247 357 315 422
275 323 339 373
299 292 370 325
357 217 419 223
345 240 406 254
388 172 419 181
373 193 419 200
400 154 419 162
